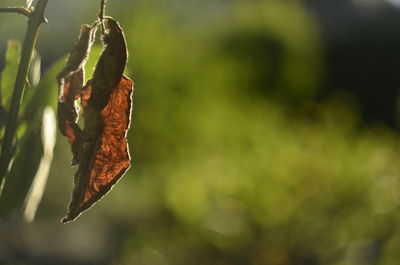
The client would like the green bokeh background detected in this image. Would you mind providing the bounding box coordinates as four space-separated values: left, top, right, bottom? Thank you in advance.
1 0 400 264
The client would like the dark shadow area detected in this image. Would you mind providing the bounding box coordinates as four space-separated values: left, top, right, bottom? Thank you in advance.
306 0 400 127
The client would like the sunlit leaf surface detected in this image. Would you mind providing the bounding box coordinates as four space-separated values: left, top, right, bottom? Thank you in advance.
0 40 21 110
59 18 133 223
23 106 57 223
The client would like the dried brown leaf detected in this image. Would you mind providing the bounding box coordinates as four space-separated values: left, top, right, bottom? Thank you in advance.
57 24 97 165
57 24 97 88
60 18 133 223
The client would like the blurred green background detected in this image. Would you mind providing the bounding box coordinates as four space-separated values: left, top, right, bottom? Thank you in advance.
2 0 400 264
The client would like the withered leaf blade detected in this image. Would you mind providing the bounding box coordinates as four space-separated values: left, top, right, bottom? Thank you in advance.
89 18 128 111
57 69 84 165
57 24 97 90
62 76 133 223
57 24 97 165
61 18 133 223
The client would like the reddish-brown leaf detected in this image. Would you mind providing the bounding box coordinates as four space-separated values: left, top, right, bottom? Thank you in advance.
60 18 133 223
62 76 133 222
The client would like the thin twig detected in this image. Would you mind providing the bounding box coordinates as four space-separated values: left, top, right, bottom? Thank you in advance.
0 0 48 187
0 7 31 18
98 0 106 34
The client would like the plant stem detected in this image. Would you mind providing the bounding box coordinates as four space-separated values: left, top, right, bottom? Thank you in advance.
0 7 31 18
99 0 106 33
0 0 48 187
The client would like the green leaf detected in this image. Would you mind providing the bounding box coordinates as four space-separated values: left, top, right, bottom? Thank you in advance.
29 50 41 87
23 106 56 222
0 40 21 110
20 50 41 115
0 45 103 221
0 106 56 222
24 55 67 118
0 54 64 221
0 115 43 219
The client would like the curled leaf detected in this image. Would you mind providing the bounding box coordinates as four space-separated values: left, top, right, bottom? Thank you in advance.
57 24 97 89
60 18 133 223
63 76 133 222
57 24 97 165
